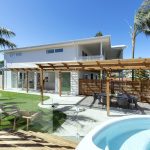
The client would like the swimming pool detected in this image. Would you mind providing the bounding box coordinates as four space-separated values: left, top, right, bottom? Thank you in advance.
76 115 150 150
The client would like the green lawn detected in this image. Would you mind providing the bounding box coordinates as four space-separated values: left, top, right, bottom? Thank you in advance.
0 90 49 111
0 91 67 132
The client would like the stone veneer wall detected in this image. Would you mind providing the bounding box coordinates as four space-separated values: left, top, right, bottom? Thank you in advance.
70 71 79 95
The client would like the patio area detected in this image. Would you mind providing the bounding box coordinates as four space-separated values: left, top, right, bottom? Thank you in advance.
38 94 150 141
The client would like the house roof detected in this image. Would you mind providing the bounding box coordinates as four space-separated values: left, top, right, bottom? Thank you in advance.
1 35 125 53
111 45 127 49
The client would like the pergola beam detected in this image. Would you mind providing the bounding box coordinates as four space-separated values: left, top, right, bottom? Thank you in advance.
62 63 69 69
6 58 150 72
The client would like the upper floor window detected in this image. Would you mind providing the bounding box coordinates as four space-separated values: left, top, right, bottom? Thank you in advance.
46 49 54 54
16 52 22 56
9 52 22 57
55 48 63 53
9 53 15 57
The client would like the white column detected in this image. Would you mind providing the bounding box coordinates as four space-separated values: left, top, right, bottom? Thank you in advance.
4 70 7 90
5 71 11 89
55 71 59 93
71 71 79 95
17 72 20 89
22 72 24 90
34 72 37 91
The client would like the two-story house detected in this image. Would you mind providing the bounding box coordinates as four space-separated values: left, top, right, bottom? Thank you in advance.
2 36 126 95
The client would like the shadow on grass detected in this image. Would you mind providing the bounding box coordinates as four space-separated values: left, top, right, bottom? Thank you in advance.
0 108 67 133
3 102 26 105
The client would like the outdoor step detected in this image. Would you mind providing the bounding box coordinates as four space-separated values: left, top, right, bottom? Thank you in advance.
34 132 77 146
0 130 77 150
18 130 77 148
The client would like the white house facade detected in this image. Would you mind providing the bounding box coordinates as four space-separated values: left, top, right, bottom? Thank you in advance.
2 36 126 95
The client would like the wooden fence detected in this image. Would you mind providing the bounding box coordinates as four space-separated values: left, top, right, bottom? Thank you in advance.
79 79 150 103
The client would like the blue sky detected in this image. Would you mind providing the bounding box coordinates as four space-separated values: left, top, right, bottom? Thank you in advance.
0 0 149 60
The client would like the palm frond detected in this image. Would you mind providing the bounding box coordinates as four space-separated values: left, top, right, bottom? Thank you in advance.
0 38 16 49
134 0 150 36
0 27 16 38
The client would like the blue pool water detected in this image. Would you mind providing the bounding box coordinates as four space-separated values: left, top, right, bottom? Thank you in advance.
93 118 150 150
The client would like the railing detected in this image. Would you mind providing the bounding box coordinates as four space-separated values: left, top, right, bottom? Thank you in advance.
77 55 104 61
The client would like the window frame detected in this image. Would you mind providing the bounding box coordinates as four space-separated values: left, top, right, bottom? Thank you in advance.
46 49 54 54
55 48 63 53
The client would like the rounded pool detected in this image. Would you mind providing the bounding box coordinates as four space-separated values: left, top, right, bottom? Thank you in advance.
76 115 150 150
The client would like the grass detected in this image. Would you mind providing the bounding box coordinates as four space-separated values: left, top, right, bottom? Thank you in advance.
0 90 49 111
0 91 67 132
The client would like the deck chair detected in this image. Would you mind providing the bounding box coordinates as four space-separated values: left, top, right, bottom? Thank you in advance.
21 111 39 131
1 105 21 130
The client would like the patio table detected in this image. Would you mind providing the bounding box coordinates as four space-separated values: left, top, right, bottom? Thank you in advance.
94 92 138 109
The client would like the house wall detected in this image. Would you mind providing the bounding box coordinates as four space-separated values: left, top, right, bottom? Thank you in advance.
0 75 2 89
4 45 77 65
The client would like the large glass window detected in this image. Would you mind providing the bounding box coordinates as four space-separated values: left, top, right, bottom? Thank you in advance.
62 72 70 91
28 72 34 89
11 72 18 88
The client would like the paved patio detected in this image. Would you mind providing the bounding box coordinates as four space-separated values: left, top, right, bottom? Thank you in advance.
38 93 84 109
39 95 150 142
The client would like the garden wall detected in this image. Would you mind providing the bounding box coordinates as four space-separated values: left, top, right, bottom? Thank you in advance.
79 79 150 103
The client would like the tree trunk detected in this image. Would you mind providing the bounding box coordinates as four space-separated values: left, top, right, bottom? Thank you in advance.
131 29 136 81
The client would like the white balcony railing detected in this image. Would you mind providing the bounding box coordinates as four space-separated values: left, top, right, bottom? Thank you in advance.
77 55 104 61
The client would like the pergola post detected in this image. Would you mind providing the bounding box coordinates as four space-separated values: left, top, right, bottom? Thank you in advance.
26 71 29 93
40 67 44 104
100 70 103 93
34 72 37 91
59 71 62 96
106 70 110 116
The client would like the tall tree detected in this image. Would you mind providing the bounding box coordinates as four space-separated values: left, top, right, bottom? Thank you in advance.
0 27 16 49
95 32 103 37
134 69 149 80
132 0 150 59
131 0 150 80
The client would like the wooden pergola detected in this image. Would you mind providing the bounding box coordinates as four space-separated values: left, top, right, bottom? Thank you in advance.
7 58 150 116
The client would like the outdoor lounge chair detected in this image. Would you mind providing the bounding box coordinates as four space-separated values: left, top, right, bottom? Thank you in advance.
0 105 21 130
126 94 138 109
93 93 101 104
117 97 130 108
21 111 39 131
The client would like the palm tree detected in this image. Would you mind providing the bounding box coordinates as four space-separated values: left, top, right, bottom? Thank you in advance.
0 27 16 49
95 32 103 37
132 0 150 59
131 0 150 80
